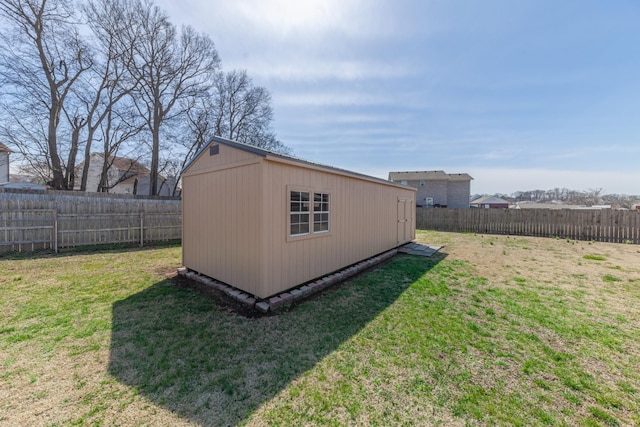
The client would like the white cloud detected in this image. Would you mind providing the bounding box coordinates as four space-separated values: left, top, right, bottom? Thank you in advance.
231 0 356 38
246 59 416 82
277 91 394 107
152 0 640 199
155 0 421 83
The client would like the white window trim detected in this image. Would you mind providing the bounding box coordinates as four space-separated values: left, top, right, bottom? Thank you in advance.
287 185 332 242
289 190 311 237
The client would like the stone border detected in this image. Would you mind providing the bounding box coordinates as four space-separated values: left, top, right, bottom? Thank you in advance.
177 248 398 314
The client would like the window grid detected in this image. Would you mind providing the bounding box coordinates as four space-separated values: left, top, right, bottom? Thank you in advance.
290 191 310 236
313 193 330 233
289 190 330 237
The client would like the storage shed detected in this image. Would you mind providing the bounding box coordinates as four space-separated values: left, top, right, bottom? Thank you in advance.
181 137 416 299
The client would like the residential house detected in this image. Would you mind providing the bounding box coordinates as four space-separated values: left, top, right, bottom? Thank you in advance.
0 142 11 184
388 170 473 208
75 153 177 196
470 195 510 209
181 136 416 299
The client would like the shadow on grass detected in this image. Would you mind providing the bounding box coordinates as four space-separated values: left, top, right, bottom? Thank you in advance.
0 240 180 260
108 253 445 426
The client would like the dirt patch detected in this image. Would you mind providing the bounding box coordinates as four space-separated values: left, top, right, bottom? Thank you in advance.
436 233 640 285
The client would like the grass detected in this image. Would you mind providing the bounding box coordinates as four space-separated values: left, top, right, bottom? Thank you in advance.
1 232 639 426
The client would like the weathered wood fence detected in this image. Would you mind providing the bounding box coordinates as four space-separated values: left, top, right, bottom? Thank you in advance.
0 189 181 253
416 207 640 244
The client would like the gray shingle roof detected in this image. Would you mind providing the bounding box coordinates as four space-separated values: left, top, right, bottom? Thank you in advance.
471 195 510 205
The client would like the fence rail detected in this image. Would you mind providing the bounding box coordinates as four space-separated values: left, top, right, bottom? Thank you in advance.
416 207 640 244
0 189 181 254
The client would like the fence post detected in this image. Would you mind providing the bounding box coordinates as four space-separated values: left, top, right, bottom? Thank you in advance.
140 211 144 247
53 209 58 253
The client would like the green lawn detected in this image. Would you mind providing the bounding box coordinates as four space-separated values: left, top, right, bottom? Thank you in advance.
1 231 639 426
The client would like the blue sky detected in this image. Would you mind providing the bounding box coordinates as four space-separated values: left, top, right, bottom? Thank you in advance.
156 0 640 195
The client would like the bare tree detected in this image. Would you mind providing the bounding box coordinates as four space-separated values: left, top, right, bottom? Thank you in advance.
171 70 291 195
62 112 86 189
0 143 10 182
179 94 216 167
95 99 143 192
73 0 142 191
0 0 92 189
1 0 290 195
123 0 220 195
585 188 604 206
212 69 291 154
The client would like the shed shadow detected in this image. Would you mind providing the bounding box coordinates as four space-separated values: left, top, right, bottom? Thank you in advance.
0 241 180 260
108 252 445 426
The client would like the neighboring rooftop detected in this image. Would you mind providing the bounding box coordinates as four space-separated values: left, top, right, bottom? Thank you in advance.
0 142 12 152
388 171 473 182
514 202 612 210
10 174 41 184
470 195 510 205
79 153 151 176
109 155 150 175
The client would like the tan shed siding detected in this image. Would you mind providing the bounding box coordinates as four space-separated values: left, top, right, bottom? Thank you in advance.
261 160 415 296
182 161 264 296
182 142 260 176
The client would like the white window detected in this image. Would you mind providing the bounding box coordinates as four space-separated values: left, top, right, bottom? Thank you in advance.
289 189 330 238
290 191 310 236
313 192 330 233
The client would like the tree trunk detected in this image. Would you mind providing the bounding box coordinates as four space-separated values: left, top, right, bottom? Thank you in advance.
80 126 96 191
48 102 65 189
150 100 161 196
98 154 110 192
66 118 82 190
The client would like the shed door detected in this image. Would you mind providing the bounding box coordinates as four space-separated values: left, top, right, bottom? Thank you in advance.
397 198 414 244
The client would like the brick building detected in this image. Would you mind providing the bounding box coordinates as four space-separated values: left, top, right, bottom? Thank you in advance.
388 170 473 208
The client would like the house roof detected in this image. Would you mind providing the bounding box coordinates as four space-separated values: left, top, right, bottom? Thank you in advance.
0 142 12 152
10 174 41 184
92 153 151 175
75 153 156 179
388 171 473 181
448 173 474 182
109 156 151 175
470 195 510 205
183 136 415 191
514 202 613 210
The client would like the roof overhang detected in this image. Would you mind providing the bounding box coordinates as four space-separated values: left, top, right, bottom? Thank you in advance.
183 136 416 191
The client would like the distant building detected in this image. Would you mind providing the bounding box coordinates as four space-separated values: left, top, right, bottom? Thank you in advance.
514 202 612 210
388 170 473 208
9 174 40 183
470 195 510 209
0 142 11 184
75 153 177 196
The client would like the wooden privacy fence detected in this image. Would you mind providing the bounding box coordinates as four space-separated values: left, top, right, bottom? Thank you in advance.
0 190 181 253
416 207 640 244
